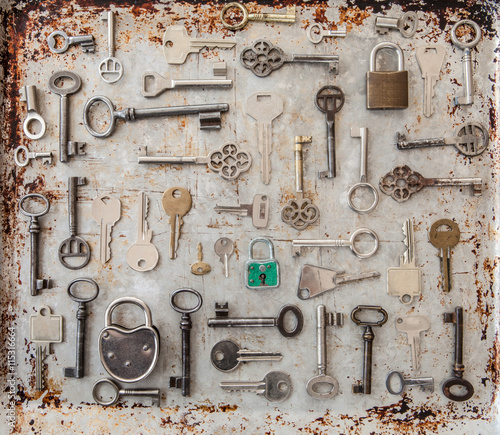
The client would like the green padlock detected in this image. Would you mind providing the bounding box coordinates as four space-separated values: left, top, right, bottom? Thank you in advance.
245 237 280 289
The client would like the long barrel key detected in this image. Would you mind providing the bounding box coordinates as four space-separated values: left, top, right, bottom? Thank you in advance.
220 371 292 402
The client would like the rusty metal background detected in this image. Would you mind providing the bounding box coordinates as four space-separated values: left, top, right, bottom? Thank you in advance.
0 0 499 433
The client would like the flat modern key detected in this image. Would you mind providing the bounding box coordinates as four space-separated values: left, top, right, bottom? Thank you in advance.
416 45 446 117
138 143 251 181
208 303 304 338
64 278 99 379
379 164 482 202
170 289 203 396
214 237 234 278
214 194 269 228
429 218 460 293
396 315 430 371
93 378 160 407
19 193 51 296
99 11 123 83
386 371 434 395
20 85 47 140
241 40 339 77
221 2 295 30
397 122 489 156
246 92 283 184
47 30 95 53
191 243 211 275
298 264 380 300
163 25 236 64
211 340 282 372
443 307 474 401
220 371 292 403
30 305 63 391
91 194 121 264
375 12 418 37
126 192 159 272
14 146 52 167
59 177 91 270
306 24 347 44
293 228 379 259
162 187 192 260
84 96 229 138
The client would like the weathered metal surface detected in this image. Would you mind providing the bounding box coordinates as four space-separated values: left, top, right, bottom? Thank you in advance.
0 0 499 433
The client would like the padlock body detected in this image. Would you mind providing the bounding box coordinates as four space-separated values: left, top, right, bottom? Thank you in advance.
366 71 408 109
245 260 279 289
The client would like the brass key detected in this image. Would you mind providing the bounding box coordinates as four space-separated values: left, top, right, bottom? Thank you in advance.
162 187 192 260
221 2 295 30
429 219 460 293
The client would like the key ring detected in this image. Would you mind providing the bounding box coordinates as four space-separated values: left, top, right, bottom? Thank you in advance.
451 19 481 49
170 288 203 314
442 377 475 402
14 146 31 167
48 71 82 96
92 379 121 406
276 305 304 338
67 278 99 303
347 183 379 214
386 371 406 395
220 2 249 30
83 95 119 138
351 305 388 326
349 228 379 258
47 30 71 53
19 193 50 218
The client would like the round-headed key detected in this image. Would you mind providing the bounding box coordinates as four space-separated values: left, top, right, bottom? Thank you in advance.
429 219 460 293
162 187 192 260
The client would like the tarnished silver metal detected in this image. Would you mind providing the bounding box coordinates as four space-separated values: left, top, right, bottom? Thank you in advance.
416 45 446 117
91 194 121 264
396 315 430 371
14 145 52 167
386 371 434 395
99 11 123 84
214 237 234 277
221 2 295 30
162 187 192 261
20 85 46 140
375 12 418 38
93 379 160 407
215 194 269 228
306 23 347 44
47 30 95 53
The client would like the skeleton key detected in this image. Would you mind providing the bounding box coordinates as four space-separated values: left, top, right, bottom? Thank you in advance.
214 237 234 278
93 378 160 407
211 340 282 372
99 11 124 84
191 243 211 275
14 146 52 167
396 315 430 371
47 30 95 53
386 371 434 395
163 25 236 64
30 305 63 391
246 92 283 184
220 371 292 402
416 45 446 117
221 2 295 30
91 194 121 264
214 194 269 229
306 24 347 44
126 192 159 272
162 187 192 260
375 12 418 38
20 85 47 140
429 219 460 293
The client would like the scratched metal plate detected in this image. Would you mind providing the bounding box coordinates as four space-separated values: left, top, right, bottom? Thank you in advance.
0 0 499 433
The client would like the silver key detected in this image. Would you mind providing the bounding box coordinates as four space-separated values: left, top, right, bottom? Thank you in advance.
30 306 63 391
214 194 269 229
20 85 47 140
221 3 295 30
396 315 430 371
93 379 160 407
306 24 347 44
47 30 95 53
416 45 445 117
163 25 236 64
386 371 434 395
375 12 418 38
162 187 192 260
14 146 52 167
99 11 124 84
91 194 121 264
220 371 292 402
214 237 234 278
246 93 283 184
211 340 282 372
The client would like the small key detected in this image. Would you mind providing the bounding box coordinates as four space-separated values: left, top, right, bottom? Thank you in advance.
416 45 446 117
386 371 434 395
221 2 295 30
211 340 282 372
91 194 121 264
20 85 47 140
214 237 234 278
375 12 418 37
396 315 430 371
93 378 160 407
163 25 236 64
162 187 192 260
246 92 283 184
214 194 269 228
220 371 292 403
47 30 95 54
30 305 63 391
126 192 159 272
99 11 124 84
307 24 347 44
429 219 460 293
191 243 211 275
14 146 52 167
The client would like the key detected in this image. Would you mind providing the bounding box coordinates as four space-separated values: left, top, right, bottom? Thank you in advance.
316 86 344 180
59 177 91 270
162 187 192 260
20 85 47 140
397 122 489 157
214 237 234 278
210 340 282 372
246 92 283 184
47 30 95 53
380 164 483 202
19 194 51 296
396 315 430 371
163 25 236 64
443 307 474 401
126 192 159 272
190 243 211 275
138 143 251 181
169 289 203 396
30 305 63 391
307 305 343 399
241 40 339 77
387 219 422 304
386 371 434 395
208 303 304 338
415 45 446 117
375 12 418 37
214 194 269 228
298 264 380 300
429 218 460 293
293 227 379 259
99 11 124 84
91 194 121 264
220 371 292 403
351 305 388 395
48 71 86 163
93 379 160 407
84 96 229 138
14 146 52 167
221 2 295 30
63 278 99 379
306 23 347 44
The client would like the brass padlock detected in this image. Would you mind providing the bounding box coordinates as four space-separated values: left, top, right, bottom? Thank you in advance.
366 42 408 110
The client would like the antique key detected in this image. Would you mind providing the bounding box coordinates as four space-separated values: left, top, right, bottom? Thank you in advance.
30 305 63 391
162 187 192 260
99 11 123 84
375 12 418 37
214 237 234 278
351 305 388 394
126 192 159 272
211 340 282 372
14 146 52 167
214 194 269 229
379 164 482 202
170 288 203 396
20 85 47 140
306 24 347 44
64 278 99 379
386 371 434 395
93 379 160 407
220 371 292 402
59 177 90 270
91 194 121 264
396 315 430 371
429 218 460 293
47 30 95 53
190 243 211 275
416 45 446 117
221 2 295 30
19 194 51 296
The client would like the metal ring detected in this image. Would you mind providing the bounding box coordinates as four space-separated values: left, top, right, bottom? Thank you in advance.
48 71 82 96
92 379 120 406
47 30 69 53
220 2 249 30
83 95 116 138
351 305 388 326
399 12 418 38
451 20 481 49
105 296 153 328
306 24 323 44
23 114 47 140
347 183 379 214
14 146 30 167
349 228 379 258
19 193 50 218
276 305 304 338
315 85 345 114
442 377 475 402
170 288 203 314
67 278 99 303
386 371 405 395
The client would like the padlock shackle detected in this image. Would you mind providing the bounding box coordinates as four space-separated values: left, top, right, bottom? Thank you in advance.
369 42 404 72
248 237 275 260
104 296 153 328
